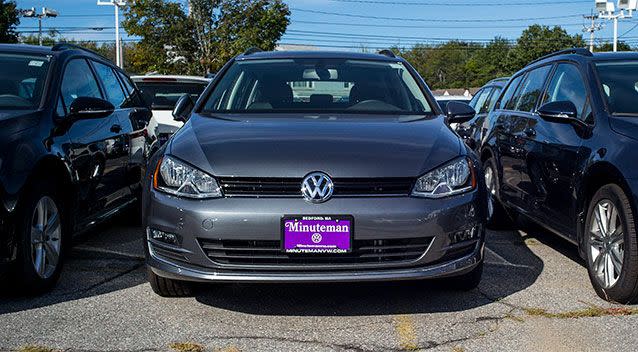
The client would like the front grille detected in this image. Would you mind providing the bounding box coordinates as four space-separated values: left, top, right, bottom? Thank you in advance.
199 237 432 267
218 177 414 197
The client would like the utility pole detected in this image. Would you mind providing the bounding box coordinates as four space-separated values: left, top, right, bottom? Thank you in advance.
97 1 126 68
583 13 603 52
22 7 58 46
595 0 636 52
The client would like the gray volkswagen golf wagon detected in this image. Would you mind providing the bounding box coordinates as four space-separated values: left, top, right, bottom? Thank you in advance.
142 49 487 296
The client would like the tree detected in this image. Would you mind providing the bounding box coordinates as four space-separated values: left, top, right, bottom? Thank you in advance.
465 37 513 87
0 0 19 43
595 41 632 52
123 0 290 75
507 25 585 72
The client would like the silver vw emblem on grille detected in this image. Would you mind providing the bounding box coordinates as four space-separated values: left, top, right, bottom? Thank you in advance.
301 172 334 203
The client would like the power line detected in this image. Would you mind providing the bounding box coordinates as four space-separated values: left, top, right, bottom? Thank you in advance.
291 7 583 22
328 0 589 6
291 20 585 29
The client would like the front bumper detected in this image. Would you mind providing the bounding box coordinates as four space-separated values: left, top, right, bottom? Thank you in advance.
144 188 487 283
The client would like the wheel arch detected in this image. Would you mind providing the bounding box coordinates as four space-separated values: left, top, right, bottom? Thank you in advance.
576 161 635 258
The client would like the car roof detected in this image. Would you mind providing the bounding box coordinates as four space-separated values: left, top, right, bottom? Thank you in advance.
0 43 54 55
236 50 402 62
131 75 211 83
590 51 638 61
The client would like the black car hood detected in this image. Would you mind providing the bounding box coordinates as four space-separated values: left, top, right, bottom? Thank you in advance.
169 113 462 178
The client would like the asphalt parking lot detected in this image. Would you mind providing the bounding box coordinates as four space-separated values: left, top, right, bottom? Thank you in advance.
1 216 638 352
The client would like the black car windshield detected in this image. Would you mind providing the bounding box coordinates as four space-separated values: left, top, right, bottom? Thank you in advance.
0 53 50 110
137 81 208 110
596 61 638 116
201 58 432 115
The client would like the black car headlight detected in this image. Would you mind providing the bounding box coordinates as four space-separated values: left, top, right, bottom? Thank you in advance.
412 157 476 198
153 155 222 199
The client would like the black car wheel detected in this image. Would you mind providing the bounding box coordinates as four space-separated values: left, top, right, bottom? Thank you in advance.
585 184 638 303
16 181 65 294
483 158 509 229
147 267 192 297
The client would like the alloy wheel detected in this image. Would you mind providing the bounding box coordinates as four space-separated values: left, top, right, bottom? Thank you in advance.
590 200 624 289
484 165 496 218
30 196 62 279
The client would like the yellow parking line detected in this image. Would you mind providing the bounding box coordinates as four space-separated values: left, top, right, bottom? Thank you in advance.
394 315 418 350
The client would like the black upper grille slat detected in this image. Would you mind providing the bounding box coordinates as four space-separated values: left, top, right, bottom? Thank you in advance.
198 237 431 267
219 177 414 197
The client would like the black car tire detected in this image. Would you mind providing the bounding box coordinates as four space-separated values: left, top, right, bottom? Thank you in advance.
15 181 66 294
147 267 193 297
444 260 483 291
483 158 510 229
585 184 638 304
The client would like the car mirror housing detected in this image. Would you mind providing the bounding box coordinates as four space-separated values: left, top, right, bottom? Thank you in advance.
68 97 115 120
445 101 476 124
537 101 578 123
173 94 195 123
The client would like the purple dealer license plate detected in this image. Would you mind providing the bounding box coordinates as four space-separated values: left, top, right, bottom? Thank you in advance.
283 216 352 254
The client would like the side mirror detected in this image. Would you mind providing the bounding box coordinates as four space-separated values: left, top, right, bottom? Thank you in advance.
537 101 578 123
68 97 114 120
445 101 476 124
173 94 195 122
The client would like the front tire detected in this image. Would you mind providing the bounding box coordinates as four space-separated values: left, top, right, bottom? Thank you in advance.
483 158 509 229
15 181 66 294
147 267 193 297
585 184 638 303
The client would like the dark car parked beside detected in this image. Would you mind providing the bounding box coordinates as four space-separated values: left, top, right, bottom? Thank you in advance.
456 77 509 151
480 48 638 303
0 44 152 292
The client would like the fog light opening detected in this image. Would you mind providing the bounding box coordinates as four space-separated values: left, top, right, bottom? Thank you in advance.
147 227 181 246
450 224 481 244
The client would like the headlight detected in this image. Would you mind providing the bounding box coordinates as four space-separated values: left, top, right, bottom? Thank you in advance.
412 157 476 198
153 155 222 199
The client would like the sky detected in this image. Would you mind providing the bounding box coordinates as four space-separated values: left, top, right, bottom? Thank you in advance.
13 0 638 49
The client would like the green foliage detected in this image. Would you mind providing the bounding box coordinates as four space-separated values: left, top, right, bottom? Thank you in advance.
506 25 585 72
0 0 19 43
123 0 289 75
397 25 589 89
595 41 632 52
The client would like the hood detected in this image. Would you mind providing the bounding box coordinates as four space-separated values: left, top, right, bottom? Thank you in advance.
169 113 462 178
0 110 40 136
610 115 638 142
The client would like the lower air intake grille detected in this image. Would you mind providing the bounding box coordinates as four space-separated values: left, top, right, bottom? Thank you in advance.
198 237 432 267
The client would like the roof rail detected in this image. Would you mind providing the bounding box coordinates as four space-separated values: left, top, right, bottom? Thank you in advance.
378 49 396 58
529 48 592 65
243 47 262 56
51 43 106 60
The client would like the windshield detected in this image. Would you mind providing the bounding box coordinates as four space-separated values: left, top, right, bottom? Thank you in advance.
596 61 638 116
137 81 208 110
201 59 432 115
0 53 50 110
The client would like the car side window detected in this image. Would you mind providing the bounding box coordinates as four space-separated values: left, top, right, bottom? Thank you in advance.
471 88 492 114
513 65 551 112
542 63 588 120
498 75 524 110
116 70 146 108
92 61 127 108
60 59 102 109
469 88 485 110
486 87 502 111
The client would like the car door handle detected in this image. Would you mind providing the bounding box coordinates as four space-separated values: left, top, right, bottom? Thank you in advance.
110 124 122 133
524 128 536 137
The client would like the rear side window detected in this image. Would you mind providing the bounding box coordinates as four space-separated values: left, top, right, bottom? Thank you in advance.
92 61 127 108
470 88 492 114
486 87 502 111
542 63 588 120
60 59 102 109
116 71 146 108
498 75 524 110
514 65 552 112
